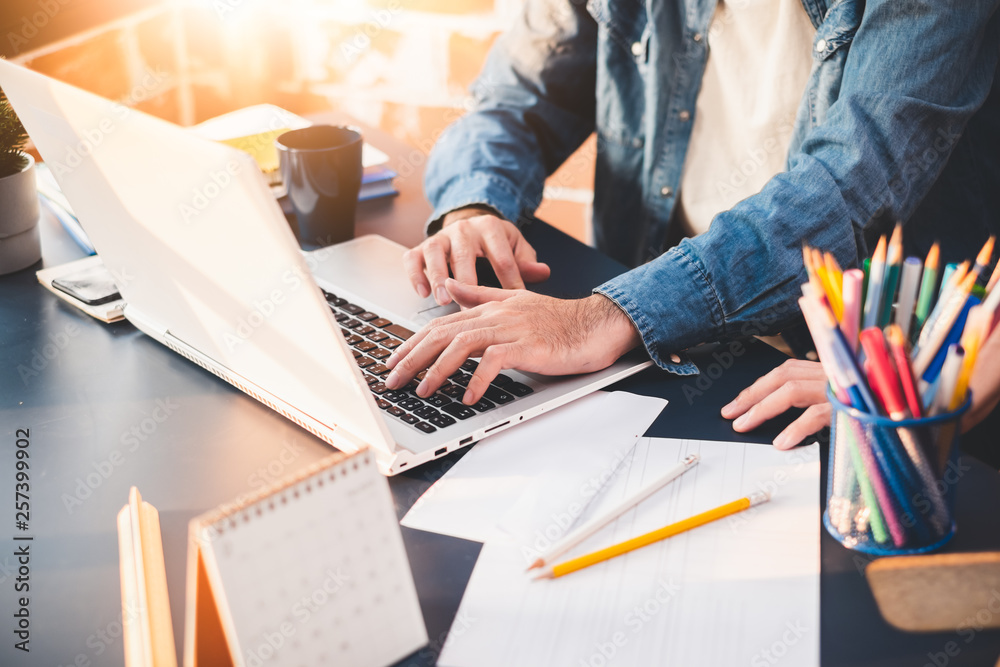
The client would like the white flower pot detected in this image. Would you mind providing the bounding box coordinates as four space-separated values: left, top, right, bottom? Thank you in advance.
0 152 41 275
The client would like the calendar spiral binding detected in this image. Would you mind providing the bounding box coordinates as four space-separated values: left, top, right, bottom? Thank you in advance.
192 448 374 540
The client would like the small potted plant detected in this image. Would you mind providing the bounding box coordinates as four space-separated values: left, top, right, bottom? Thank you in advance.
0 84 41 274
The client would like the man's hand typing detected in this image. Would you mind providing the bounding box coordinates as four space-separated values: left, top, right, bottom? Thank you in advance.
384 279 641 405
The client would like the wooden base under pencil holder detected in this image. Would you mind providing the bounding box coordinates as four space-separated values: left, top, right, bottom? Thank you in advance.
823 388 970 555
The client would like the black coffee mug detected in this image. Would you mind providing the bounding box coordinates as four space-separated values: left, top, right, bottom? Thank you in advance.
276 125 363 246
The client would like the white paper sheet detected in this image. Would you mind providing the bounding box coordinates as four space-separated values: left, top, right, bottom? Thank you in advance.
438 438 821 667
400 391 668 543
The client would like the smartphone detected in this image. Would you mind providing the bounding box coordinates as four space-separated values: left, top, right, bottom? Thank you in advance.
51 263 122 306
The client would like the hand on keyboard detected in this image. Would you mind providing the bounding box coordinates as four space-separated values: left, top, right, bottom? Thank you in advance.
402 210 550 305
325 289 533 435
384 278 641 405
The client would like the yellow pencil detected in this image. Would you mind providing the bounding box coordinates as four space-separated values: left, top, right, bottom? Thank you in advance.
533 491 771 580
824 251 844 290
814 250 844 320
951 306 990 411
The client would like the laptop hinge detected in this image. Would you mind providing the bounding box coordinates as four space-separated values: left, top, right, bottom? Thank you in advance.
122 304 170 340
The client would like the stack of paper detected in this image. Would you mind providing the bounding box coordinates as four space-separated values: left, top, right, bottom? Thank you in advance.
402 391 821 667
401 391 668 543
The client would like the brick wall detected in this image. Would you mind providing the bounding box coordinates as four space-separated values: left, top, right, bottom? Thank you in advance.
9 0 595 242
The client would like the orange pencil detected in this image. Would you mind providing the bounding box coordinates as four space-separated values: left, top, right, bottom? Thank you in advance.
974 236 995 277
802 246 822 295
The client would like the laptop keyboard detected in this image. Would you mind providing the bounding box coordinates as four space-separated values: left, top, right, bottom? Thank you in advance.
322 289 533 435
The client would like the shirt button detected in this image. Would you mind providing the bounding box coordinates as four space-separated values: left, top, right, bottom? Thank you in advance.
631 41 643 57
631 137 643 148
815 38 827 53
660 186 673 197
678 110 691 122
693 33 703 42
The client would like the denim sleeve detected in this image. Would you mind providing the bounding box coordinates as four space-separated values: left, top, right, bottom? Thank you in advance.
423 0 598 232
598 0 1000 371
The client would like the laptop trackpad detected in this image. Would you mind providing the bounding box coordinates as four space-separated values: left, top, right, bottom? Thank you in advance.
306 235 460 328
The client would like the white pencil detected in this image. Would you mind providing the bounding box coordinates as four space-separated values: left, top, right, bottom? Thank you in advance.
526 454 700 571
895 256 923 340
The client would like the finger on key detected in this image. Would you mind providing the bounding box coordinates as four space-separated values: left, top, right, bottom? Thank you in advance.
448 227 479 287
423 236 453 305
462 343 514 404
402 248 431 299
482 227 525 290
417 329 494 398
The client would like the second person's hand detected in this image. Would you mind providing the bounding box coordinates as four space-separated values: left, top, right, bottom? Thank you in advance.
721 359 831 449
403 206 551 306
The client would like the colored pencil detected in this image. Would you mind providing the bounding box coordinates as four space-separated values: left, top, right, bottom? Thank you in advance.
913 271 977 377
863 236 887 329
534 491 771 579
930 345 964 416
931 344 968 471
984 273 1000 315
825 252 844 291
953 306 989 412
973 236 995 278
986 257 1000 294
862 257 872 313
921 296 979 385
896 257 923 339
801 297 903 545
526 455 700 571
879 224 903 327
802 246 823 297
860 328 950 532
917 262 968 351
938 263 959 300
841 269 864 353
815 249 843 319
914 243 940 337
887 325 922 419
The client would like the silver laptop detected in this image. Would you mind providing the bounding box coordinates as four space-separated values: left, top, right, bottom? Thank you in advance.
0 60 651 474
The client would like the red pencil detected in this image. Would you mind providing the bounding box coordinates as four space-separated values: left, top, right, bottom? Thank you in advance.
860 328 910 419
887 325 923 419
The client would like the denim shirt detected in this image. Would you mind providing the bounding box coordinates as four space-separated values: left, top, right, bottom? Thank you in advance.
424 0 1000 375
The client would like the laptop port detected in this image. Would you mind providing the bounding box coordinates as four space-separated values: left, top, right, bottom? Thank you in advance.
484 421 510 434
434 447 448 457
460 436 473 445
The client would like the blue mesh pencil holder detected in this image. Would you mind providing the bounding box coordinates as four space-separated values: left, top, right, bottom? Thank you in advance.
823 387 970 555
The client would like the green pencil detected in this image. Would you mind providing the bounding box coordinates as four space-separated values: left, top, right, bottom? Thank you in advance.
861 257 871 316
878 224 903 327
938 262 958 299
913 242 940 340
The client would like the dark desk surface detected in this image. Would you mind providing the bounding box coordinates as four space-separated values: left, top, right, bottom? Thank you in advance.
2 119 1000 666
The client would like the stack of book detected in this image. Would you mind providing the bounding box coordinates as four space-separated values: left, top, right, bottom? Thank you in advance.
38 104 399 255
189 104 398 201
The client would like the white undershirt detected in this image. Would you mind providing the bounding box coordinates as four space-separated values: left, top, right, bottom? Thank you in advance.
676 0 816 236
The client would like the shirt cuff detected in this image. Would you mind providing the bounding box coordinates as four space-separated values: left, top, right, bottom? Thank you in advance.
424 172 525 236
594 245 723 376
